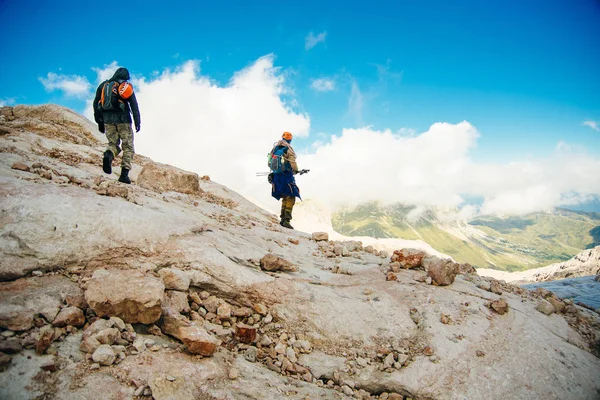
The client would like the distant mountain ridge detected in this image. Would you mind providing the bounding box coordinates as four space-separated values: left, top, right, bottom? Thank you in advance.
478 245 600 283
332 202 600 271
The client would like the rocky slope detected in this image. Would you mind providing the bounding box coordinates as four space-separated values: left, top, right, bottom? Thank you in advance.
0 105 599 400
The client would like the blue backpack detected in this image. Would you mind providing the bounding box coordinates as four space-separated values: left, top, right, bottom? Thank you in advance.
268 145 288 173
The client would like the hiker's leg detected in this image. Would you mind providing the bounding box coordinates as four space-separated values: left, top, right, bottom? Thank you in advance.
105 124 121 158
284 196 296 221
280 199 286 221
118 123 135 171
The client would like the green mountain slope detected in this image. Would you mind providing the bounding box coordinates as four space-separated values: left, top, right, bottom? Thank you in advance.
332 203 600 271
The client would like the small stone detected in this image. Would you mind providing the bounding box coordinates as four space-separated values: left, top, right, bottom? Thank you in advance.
356 357 368 367
260 335 273 347
109 316 126 331
35 326 55 355
386 272 398 281
203 296 219 313
1 330 15 338
282 357 295 372
286 346 297 363
217 303 232 319
536 300 555 315
0 338 22 354
423 346 434 356
426 276 433 285
312 232 329 242
490 299 509 315
235 323 257 344
244 346 258 362
133 338 145 353
148 325 163 336
228 368 239 380
383 352 395 369
490 281 503 295
476 350 485 357
341 385 354 396
274 343 286 354
134 386 145 396
440 314 450 324
11 162 30 172
166 375 176 381
90 363 100 370
52 307 85 328
92 344 116 366
253 303 268 315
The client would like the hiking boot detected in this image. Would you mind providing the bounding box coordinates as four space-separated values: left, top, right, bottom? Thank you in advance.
280 219 294 229
102 150 114 174
118 168 131 184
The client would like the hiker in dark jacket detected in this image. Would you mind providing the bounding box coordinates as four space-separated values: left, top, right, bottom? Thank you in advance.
93 67 141 184
271 131 301 229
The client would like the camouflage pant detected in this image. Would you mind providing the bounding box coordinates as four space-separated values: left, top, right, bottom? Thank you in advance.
105 123 134 170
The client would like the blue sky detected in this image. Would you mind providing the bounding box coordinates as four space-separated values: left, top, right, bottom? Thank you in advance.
1 0 599 214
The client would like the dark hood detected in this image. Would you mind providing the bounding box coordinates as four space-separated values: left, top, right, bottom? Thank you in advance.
111 67 130 81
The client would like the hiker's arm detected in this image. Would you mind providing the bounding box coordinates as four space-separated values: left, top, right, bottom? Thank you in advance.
129 92 141 132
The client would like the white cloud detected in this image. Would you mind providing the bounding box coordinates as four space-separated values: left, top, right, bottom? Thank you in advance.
0 98 16 107
92 61 120 84
85 55 310 213
82 56 600 218
582 120 599 131
311 78 335 92
305 31 327 50
39 73 91 98
297 123 600 217
347 81 364 125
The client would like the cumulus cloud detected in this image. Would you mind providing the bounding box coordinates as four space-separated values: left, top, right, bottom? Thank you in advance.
298 123 600 216
311 78 335 92
92 61 120 84
85 55 309 213
39 72 91 98
83 55 600 218
582 120 599 131
305 31 327 50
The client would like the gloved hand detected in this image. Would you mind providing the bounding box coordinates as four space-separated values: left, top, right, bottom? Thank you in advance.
135 124 141 133
98 122 105 133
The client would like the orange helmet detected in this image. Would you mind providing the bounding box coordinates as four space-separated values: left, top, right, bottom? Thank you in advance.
282 131 293 140
118 82 134 99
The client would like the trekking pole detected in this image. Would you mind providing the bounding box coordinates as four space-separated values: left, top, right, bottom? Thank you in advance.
256 172 271 176
297 169 310 175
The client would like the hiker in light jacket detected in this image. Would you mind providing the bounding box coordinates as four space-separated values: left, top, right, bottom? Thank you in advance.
93 67 141 184
271 131 300 229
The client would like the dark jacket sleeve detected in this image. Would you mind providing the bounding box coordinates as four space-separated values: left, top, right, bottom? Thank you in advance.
92 84 103 124
128 92 141 129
